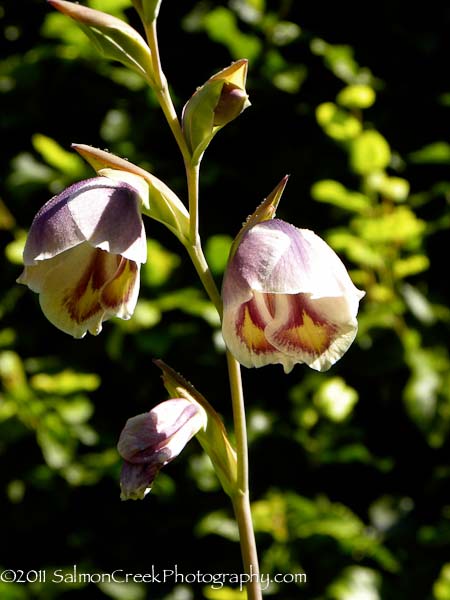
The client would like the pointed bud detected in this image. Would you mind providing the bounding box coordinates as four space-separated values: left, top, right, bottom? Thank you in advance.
182 59 250 164
154 360 238 497
230 176 289 262
48 0 154 85
118 398 207 500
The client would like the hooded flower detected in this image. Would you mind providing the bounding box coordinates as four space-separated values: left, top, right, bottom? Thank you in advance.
17 176 147 338
117 398 207 500
222 219 365 373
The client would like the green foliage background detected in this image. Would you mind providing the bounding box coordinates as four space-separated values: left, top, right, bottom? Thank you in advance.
1 1 450 599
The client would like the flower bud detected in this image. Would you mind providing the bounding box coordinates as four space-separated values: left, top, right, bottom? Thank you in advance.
182 59 250 164
117 398 207 500
213 82 250 127
154 360 238 497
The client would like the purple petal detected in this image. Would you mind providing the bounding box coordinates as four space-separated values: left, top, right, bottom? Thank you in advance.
117 399 204 464
23 177 146 265
230 219 364 305
119 460 164 500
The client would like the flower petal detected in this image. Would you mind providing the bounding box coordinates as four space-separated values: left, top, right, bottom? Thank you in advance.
117 399 205 464
100 258 140 320
234 219 364 303
23 177 147 266
265 293 358 372
119 460 161 500
67 177 147 263
222 291 294 369
33 243 123 338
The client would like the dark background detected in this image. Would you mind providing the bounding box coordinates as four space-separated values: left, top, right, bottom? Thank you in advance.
1 1 449 599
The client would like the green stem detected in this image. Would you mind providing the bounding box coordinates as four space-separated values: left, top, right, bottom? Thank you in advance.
143 15 261 599
227 352 262 600
144 20 191 166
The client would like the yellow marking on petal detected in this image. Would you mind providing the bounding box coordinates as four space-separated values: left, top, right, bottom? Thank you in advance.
239 305 273 353
285 311 331 354
62 249 119 325
101 258 137 312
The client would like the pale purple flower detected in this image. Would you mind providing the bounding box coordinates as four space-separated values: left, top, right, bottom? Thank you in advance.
118 398 206 500
17 176 146 338
222 219 365 373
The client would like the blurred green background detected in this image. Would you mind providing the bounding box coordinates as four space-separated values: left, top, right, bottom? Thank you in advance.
1 1 450 598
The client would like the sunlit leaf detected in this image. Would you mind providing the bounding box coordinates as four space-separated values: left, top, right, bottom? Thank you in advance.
409 141 450 164
327 566 381 600
32 134 86 178
433 563 450 599
352 206 425 244
205 234 233 275
316 102 361 141
196 509 239 541
313 377 358 422
203 7 261 61
311 179 371 213
30 370 100 395
142 239 181 287
350 130 391 174
337 84 376 109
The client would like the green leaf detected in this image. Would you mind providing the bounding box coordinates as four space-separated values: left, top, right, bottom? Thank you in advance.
409 141 450 164
336 84 376 109
30 370 100 395
434 563 450 600
350 130 391 174
316 102 361 141
376 175 410 202
394 255 430 279
196 509 239 541
313 377 359 422
205 234 233 275
352 207 425 244
203 7 261 61
32 134 86 178
327 566 381 600
311 179 371 213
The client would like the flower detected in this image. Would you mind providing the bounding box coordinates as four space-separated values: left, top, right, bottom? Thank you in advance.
221 219 365 373
17 176 147 338
117 398 207 500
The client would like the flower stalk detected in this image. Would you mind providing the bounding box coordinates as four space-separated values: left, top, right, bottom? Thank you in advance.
137 8 262 598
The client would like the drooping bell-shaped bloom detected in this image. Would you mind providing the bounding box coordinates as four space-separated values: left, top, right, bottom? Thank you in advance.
222 219 365 373
118 398 207 500
17 176 147 338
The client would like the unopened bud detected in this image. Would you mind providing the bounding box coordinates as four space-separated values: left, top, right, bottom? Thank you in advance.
213 82 250 127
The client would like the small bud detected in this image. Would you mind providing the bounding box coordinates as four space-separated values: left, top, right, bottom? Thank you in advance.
213 82 250 127
182 59 250 164
154 360 238 497
117 398 207 500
